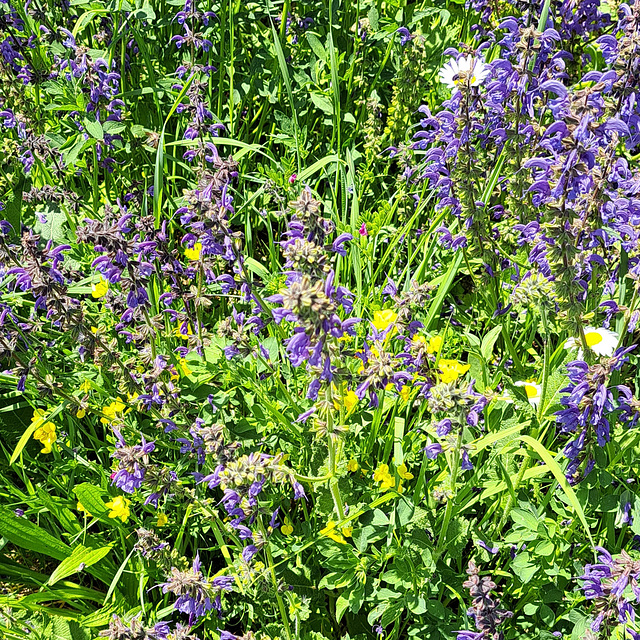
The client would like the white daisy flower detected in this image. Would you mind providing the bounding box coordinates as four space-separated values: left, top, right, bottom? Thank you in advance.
514 381 542 407
439 55 490 91
564 326 618 359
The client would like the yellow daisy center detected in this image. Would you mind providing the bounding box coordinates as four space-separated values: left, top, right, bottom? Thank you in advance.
585 331 603 347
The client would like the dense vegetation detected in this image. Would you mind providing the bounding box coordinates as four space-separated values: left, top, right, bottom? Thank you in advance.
1 0 640 639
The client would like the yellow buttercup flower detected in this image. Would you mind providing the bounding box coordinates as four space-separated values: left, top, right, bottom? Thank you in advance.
184 242 202 261
101 399 127 425
76 408 86 419
157 512 168 527
32 409 56 454
438 359 470 383
320 521 346 544
400 385 411 401
372 309 398 332
347 459 359 473
281 517 294 536
106 496 130 522
91 277 109 299
426 335 443 354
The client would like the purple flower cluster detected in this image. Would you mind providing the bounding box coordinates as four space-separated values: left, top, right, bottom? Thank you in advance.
580 547 640 637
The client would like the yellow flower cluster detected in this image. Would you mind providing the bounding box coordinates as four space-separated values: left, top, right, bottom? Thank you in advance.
106 496 130 522
101 399 128 425
320 520 351 544
373 462 413 491
438 359 470 383
32 409 56 454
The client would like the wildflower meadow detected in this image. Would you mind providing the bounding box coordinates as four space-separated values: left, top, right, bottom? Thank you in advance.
2 0 640 638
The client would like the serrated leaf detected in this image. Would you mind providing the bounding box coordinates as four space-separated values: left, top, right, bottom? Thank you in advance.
33 203 68 242
48 544 112 585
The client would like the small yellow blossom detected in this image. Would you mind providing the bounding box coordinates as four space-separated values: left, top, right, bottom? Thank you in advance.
91 277 109 299
341 526 353 538
397 463 414 481
32 409 56 454
157 512 168 527
426 335 443 354
101 399 127 425
320 520 346 544
76 408 86 419
372 309 398 332
347 459 359 473
79 380 92 393
438 359 470 383
332 385 358 413
281 517 294 536
105 496 130 522
184 242 202 261
400 386 411 401
373 464 395 490
174 325 194 339
77 502 91 516
178 358 192 376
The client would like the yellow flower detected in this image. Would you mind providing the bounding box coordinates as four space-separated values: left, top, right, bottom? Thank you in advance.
341 526 353 538
105 496 130 522
332 385 358 413
400 385 411 401
91 277 109 299
157 512 168 527
373 464 394 490
373 463 390 482
76 408 86 419
174 325 194 339
101 399 127 425
281 517 294 536
184 242 202 261
347 459 359 473
79 380 92 393
178 358 192 376
32 409 56 454
372 309 398 332
438 359 470 383
320 521 346 544
426 335 443 354
77 502 91 516
397 463 414 481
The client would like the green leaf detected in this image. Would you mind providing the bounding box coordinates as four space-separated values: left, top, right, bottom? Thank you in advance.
83 118 103 140
310 92 334 115
48 544 112 585
72 483 108 518
306 33 327 61
519 435 594 548
0 507 71 560
481 325 503 362
335 593 349 622
33 203 68 242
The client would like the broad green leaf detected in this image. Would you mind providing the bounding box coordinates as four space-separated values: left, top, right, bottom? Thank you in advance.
519 435 594 548
0 507 71 560
73 483 108 518
48 544 112 585
481 325 503 362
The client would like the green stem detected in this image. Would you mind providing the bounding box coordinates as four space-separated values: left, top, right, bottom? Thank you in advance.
258 519 293 640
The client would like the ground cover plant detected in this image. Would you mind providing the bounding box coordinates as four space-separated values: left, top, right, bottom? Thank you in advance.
1 0 640 638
